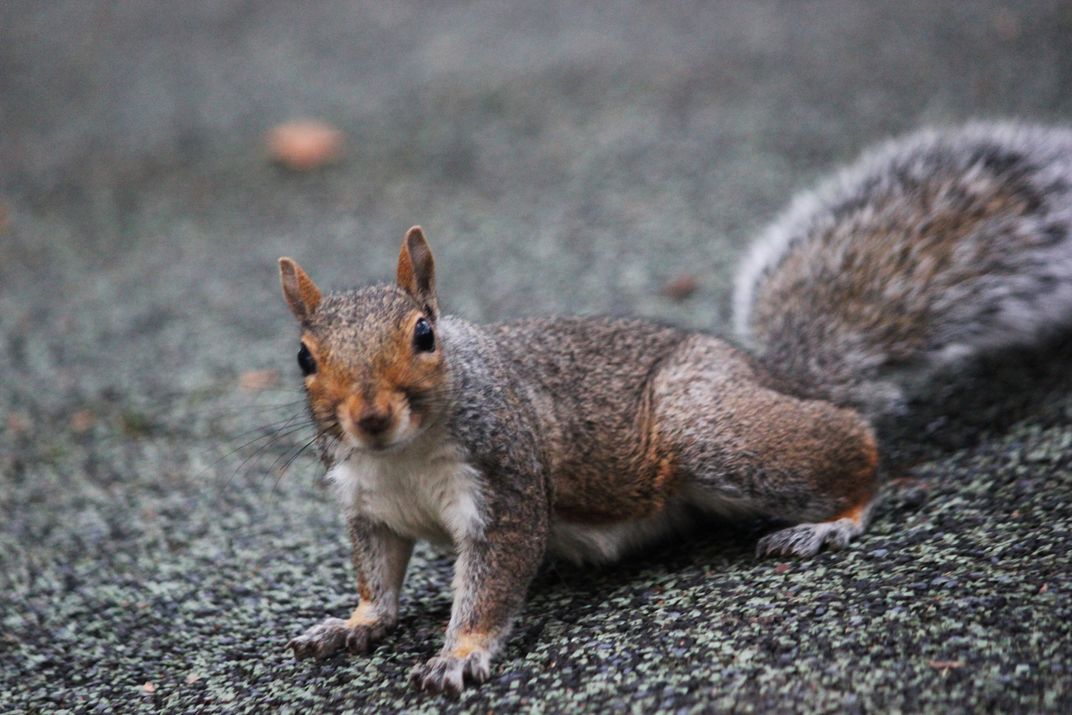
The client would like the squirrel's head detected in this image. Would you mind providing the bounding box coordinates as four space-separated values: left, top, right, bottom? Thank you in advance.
278 226 446 453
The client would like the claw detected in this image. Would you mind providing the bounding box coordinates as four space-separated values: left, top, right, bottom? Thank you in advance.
409 650 491 695
287 617 384 660
756 517 864 558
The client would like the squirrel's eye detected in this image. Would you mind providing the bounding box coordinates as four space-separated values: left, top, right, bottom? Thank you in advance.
297 343 317 376
414 318 435 353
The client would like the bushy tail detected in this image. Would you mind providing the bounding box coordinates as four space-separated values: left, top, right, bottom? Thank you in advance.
733 122 1072 419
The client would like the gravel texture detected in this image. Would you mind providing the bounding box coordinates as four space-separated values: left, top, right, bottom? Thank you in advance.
2 1 1071 712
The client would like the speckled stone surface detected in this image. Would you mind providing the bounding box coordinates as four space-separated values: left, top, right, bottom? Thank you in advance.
2 1 1071 712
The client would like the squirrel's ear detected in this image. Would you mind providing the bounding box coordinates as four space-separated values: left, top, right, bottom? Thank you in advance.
278 257 322 321
396 226 438 319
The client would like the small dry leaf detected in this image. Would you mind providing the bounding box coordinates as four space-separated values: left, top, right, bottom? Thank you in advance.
662 273 699 301
267 120 345 171
6 412 31 436
1039 583 1048 594
774 562 791 574
928 660 965 671
142 681 156 694
239 369 280 392
992 9 1021 41
69 409 96 434
185 673 201 685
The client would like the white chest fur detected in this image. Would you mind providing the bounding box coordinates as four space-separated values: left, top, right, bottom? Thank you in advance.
327 438 485 547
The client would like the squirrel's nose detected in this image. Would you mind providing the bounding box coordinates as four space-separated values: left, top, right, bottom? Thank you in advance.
356 407 393 436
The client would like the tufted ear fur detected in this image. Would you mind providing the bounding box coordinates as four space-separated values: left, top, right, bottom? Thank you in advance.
278 257 322 321
396 226 438 319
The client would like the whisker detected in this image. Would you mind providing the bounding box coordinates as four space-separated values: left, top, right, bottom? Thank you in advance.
193 411 312 485
215 415 308 464
136 382 307 405
223 422 316 487
218 413 314 443
270 434 324 494
158 393 308 427
177 399 308 420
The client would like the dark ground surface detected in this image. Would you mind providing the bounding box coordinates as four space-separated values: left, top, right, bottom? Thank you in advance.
2 1 1072 712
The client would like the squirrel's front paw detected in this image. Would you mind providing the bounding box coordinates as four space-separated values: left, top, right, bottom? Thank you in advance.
409 651 491 695
287 617 386 660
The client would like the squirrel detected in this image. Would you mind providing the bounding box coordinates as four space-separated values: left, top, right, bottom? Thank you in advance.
278 121 1072 694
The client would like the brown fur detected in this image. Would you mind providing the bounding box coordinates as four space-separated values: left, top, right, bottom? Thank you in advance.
281 231 883 692
279 257 322 320
489 317 688 523
396 226 439 318
450 633 489 659
739 124 1072 416
301 302 445 447
653 335 878 523
346 602 377 627
285 123 1072 692
835 502 870 526
751 179 1042 364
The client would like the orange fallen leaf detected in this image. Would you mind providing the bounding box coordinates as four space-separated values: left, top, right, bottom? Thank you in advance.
6 412 31 435
142 681 156 694
992 9 1021 41
662 273 699 301
69 409 96 434
928 660 965 671
267 120 345 171
239 369 280 392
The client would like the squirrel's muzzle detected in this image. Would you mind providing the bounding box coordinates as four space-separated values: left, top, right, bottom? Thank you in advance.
356 407 394 437
337 393 408 451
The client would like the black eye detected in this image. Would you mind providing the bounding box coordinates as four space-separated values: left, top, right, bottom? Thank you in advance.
297 343 317 375
413 318 435 352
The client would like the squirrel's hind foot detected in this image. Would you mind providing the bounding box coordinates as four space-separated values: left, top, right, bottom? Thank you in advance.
755 517 865 558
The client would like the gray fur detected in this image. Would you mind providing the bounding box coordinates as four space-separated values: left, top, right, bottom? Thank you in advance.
291 297 879 692
735 122 1072 415
285 122 1072 693
287 516 413 659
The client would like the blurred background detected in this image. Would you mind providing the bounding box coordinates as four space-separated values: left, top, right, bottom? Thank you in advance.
2 1 1071 711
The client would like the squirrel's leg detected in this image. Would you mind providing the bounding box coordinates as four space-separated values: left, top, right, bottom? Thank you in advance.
410 500 548 694
288 516 413 659
654 336 880 558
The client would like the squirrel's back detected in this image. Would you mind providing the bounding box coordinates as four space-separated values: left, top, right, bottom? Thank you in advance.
734 122 1072 416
